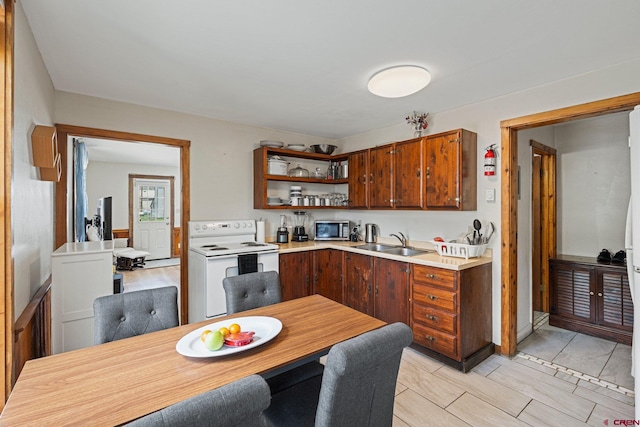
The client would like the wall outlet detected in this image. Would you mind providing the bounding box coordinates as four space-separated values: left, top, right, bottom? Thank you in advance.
486 188 496 202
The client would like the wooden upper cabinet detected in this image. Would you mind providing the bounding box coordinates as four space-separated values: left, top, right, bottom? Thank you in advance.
425 129 477 211
394 137 424 209
31 125 61 182
347 149 369 209
369 145 394 208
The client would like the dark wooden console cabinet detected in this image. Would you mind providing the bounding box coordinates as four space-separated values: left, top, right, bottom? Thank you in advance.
549 255 633 345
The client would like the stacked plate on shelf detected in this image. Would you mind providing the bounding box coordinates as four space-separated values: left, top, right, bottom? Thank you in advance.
260 140 284 148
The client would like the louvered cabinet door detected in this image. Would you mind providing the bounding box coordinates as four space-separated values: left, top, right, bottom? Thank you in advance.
550 261 595 323
598 269 634 331
549 256 632 345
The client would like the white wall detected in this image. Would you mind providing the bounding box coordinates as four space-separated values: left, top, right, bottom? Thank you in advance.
556 113 631 256
86 161 181 230
340 60 640 345
53 92 339 239
13 2 56 315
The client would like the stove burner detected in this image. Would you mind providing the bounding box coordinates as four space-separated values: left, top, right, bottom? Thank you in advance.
201 245 229 251
242 242 267 247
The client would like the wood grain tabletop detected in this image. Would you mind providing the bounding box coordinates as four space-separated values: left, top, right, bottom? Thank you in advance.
0 295 385 426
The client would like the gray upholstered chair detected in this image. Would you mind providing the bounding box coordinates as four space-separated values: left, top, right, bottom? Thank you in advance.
222 271 324 394
123 374 271 427
93 286 179 344
222 271 282 314
264 322 413 427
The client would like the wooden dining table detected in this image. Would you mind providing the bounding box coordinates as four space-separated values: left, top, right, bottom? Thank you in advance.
0 294 385 426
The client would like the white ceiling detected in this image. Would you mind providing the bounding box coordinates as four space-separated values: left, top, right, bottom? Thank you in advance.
21 0 640 139
81 138 180 167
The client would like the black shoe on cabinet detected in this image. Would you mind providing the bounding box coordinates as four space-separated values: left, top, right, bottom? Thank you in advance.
597 249 612 264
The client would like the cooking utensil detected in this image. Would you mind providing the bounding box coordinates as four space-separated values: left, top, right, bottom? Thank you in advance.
473 219 482 244
484 222 495 244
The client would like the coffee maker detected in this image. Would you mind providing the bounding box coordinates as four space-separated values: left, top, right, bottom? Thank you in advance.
292 211 309 242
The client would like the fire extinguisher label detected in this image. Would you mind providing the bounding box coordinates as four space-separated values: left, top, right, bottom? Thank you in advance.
484 145 496 176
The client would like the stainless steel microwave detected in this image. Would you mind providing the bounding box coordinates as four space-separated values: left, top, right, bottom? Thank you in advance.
314 220 353 241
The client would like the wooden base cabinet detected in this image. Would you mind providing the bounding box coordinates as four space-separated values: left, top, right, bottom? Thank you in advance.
549 255 633 345
279 252 312 301
313 249 344 304
344 253 409 324
410 263 493 372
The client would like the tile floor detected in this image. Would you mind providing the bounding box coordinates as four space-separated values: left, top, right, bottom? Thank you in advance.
393 313 636 426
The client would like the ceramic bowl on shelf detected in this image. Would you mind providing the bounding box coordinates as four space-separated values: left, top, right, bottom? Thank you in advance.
287 144 306 152
260 140 284 148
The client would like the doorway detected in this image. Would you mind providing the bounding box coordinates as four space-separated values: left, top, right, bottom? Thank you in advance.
530 140 556 315
500 91 640 356
130 175 174 260
54 124 191 324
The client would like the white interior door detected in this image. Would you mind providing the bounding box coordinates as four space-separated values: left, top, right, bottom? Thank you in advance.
133 179 171 260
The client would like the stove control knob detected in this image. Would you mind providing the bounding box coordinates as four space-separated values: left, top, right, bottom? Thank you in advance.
234 222 240 229
246 222 253 229
194 224 201 230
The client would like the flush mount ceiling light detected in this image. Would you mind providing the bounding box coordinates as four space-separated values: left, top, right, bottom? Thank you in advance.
367 66 431 98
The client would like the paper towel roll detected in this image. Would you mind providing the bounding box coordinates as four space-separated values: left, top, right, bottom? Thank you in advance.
256 221 266 243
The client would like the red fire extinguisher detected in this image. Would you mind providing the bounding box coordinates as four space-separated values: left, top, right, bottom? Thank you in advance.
484 145 497 176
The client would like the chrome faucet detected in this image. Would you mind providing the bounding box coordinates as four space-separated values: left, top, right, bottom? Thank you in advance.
390 232 408 247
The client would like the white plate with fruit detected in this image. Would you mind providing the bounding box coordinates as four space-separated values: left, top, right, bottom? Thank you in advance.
176 316 283 358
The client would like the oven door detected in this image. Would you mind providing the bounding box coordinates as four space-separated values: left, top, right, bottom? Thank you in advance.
204 251 280 319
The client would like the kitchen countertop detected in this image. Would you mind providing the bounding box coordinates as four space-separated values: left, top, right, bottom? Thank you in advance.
271 239 492 271
51 240 116 256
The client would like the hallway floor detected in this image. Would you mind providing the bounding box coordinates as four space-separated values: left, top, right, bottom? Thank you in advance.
393 312 635 426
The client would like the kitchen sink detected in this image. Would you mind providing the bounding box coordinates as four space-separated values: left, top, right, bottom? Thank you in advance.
354 243 396 251
354 244 434 257
381 247 434 257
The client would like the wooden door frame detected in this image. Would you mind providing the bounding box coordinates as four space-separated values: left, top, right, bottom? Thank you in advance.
128 174 175 255
1 0 13 405
54 125 191 325
530 140 556 314
500 91 640 356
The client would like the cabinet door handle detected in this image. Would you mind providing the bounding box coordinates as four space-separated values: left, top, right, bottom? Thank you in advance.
589 291 594 296
367 284 372 295
426 314 438 322
447 197 461 202
598 292 603 297
375 285 378 296
427 294 438 301
426 166 430 178
416 169 421 178
369 173 373 183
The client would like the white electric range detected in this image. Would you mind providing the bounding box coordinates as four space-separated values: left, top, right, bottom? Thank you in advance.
188 220 279 323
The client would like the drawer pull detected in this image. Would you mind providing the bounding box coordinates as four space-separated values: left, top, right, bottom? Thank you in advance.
427 294 438 301
425 335 435 342
426 314 438 322
427 274 438 279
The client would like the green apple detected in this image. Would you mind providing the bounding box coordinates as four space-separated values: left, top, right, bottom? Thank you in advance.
204 330 224 351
